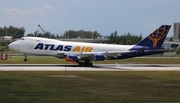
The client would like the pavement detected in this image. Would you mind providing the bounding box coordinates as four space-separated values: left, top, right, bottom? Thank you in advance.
0 64 180 71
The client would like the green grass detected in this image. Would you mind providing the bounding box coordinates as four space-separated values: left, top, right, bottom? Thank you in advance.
0 71 180 103
1 56 180 102
1 56 180 64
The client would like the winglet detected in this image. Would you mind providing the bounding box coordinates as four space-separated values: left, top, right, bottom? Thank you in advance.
136 25 171 48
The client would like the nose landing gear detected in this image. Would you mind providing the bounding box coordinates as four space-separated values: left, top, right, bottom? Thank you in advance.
24 54 27 62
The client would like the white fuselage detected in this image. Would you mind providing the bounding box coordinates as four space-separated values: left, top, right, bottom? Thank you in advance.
9 37 134 56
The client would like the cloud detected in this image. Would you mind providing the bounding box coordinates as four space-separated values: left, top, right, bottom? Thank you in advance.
44 3 54 11
62 9 70 15
2 8 32 18
1 3 54 19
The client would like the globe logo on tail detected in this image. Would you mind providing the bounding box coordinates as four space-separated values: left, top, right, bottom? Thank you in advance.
148 25 171 47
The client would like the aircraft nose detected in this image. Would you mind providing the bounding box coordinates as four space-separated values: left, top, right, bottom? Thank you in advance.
8 43 13 49
8 42 20 51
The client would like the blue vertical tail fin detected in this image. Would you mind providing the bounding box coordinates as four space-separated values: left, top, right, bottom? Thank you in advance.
136 25 171 48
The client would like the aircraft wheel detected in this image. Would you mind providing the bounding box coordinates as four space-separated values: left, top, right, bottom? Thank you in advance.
24 54 27 62
24 58 27 62
89 62 93 66
79 63 85 66
79 62 93 67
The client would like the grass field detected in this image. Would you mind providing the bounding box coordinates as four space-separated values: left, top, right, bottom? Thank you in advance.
1 57 180 102
0 71 180 103
1 56 180 64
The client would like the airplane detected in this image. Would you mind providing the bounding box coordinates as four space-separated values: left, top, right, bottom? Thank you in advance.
8 25 171 66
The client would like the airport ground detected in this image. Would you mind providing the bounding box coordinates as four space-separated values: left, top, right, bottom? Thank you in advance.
1 56 180 102
0 71 180 103
1 56 180 64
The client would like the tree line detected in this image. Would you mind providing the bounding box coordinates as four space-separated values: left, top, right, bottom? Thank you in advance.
27 31 57 39
63 30 101 39
0 26 25 38
26 30 102 39
109 31 142 45
0 25 142 45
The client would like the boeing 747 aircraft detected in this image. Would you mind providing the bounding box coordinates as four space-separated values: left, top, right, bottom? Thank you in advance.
8 25 171 66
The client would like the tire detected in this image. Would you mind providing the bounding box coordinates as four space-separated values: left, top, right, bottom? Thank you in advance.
24 58 27 62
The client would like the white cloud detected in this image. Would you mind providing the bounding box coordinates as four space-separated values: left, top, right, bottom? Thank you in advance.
44 3 54 11
1 3 54 19
62 9 70 15
2 8 32 18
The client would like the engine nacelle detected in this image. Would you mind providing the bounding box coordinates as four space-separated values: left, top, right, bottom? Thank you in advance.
67 54 80 61
94 54 106 61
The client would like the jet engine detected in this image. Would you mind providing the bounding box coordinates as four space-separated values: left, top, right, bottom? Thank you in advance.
67 54 80 61
94 54 106 61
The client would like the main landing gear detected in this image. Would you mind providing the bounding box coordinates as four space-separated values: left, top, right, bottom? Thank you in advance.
77 58 93 67
24 54 27 62
78 62 93 67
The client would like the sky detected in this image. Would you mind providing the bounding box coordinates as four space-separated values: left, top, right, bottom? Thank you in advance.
0 0 180 37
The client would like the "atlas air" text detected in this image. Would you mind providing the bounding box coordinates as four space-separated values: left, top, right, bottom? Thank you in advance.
34 43 93 52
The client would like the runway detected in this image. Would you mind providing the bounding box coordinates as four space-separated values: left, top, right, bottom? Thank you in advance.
0 64 180 71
